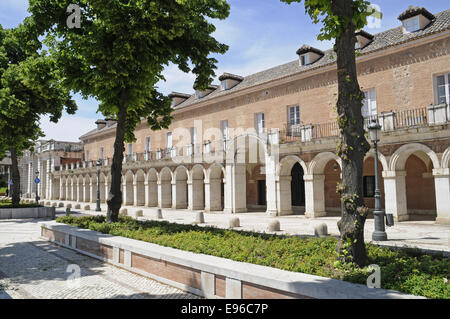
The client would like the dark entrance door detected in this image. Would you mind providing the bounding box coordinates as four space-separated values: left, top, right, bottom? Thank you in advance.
257 180 267 205
291 163 305 206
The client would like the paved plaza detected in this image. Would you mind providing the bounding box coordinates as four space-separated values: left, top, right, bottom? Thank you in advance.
53 200 449 254
0 218 200 299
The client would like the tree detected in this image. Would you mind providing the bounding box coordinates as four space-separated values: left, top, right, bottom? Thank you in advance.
29 0 231 222
0 21 77 206
281 0 379 266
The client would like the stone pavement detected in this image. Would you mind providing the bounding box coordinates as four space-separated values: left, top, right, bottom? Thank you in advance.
0 218 200 299
52 200 450 255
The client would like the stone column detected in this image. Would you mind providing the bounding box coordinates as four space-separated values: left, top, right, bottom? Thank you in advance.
433 168 450 224
189 178 204 210
122 181 127 205
304 174 326 218
133 181 138 206
383 170 408 222
276 175 292 215
144 181 150 207
103 180 109 203
59 179 65 200
27 162 33 196
224 163 246 214
90 181 96 203
265 155 278 216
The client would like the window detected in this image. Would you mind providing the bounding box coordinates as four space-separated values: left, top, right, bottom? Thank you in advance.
363 176 375 197
362 89 377 118
222 80 228 90
100 147 104 160
404 16 420 33
436 74 450 105
300 54 310 66
254 113 265 134
220 120 229 140
288 106 300 126
127 144 133 155
145 137 151 153
166 132 172 149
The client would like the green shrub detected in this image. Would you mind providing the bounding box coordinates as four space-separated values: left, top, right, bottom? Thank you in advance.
56 215 450 299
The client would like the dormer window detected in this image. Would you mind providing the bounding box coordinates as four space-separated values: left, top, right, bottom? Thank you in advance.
219 73 243 91
398 6 435 35
296 45 324 67
404 16 420 33
168 92 190 107
355 30 374 50
194 85 218 98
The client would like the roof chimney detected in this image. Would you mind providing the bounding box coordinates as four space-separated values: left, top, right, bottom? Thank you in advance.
296 45 324 67
398 6 435 34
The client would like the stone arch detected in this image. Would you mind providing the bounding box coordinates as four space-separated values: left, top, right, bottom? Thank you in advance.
173 166 188 209
440 147 450 169
364 149 388 172
308 152 342 175
158 167 173 208
123 170 134 205
389 143 440 171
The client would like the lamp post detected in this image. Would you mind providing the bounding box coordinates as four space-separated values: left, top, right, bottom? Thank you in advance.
96 159 102 212
35 170 40 204
368 120 388 241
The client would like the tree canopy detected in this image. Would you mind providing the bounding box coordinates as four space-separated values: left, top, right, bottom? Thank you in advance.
0 20 77 204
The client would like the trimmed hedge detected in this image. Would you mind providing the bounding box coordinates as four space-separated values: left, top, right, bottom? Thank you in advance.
0 199 42 208
56 215 450 299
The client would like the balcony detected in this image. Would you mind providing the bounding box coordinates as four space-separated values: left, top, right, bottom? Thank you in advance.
281 104 449 143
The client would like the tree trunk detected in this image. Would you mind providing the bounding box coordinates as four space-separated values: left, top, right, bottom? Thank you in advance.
332 0 371 267
10 147 21 206
106 103 126 223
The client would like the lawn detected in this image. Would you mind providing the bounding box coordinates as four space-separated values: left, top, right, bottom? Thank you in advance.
0 199 42 208
56 215 450 299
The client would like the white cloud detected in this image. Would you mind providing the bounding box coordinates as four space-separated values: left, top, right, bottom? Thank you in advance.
40 115 96 142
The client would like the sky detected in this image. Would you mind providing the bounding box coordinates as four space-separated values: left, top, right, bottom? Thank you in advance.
1 0 449 142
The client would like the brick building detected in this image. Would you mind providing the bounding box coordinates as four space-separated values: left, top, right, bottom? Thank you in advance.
36 6 450 224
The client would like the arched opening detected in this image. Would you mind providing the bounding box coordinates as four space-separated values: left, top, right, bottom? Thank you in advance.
291 162 305 208
124 171 134 206
363 157 385 216
135 170 145 206
60 177 66 200
190 165 205 210
159 168 172 208
405 153 436 221
323 160 342 216
173 166 188 209
147 169 158 207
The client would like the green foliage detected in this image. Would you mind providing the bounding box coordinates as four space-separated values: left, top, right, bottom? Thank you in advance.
57 215 450 299
0 199 42 208
29 0 231 142
281 0 381 41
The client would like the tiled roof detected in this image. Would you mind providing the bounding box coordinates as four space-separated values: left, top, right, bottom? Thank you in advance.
173 9 450 111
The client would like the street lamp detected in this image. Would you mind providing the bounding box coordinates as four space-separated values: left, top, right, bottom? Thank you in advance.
96 159 102 212
35 170 40 204
368 120 389 241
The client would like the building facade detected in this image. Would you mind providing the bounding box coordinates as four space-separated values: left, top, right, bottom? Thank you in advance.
35 7 450 224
